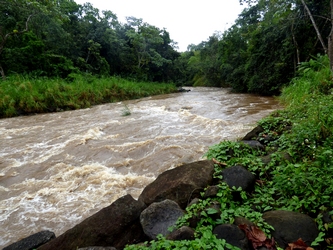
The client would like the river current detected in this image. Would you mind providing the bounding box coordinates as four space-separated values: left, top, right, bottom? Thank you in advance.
0 87 280 247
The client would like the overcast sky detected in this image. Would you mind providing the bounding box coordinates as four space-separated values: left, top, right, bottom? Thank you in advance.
74 0 245 52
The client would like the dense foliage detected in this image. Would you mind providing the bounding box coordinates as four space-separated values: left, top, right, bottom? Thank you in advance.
0 0 180 82
125 55 333 250
1 0 333 95
184 0 332 94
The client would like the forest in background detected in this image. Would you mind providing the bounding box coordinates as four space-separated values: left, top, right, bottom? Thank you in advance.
1 0 332 95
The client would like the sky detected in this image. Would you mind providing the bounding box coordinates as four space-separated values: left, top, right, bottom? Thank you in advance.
74 0 245 52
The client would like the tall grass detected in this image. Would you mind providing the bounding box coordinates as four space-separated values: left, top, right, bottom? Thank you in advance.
280 55 333 144
0 74 177 118
280 55 332 107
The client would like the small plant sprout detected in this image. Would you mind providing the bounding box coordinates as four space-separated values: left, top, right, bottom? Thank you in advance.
121 103 131 116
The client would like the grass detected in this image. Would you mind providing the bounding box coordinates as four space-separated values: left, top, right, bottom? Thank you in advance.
121 103 131 116
125 55 333 249
0 74 177 118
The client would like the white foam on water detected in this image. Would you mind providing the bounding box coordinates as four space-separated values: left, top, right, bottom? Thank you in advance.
0 161 153 247
75 127 105 145
0 88 280 248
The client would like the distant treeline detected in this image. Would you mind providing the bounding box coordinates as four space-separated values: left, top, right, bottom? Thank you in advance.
0 0 331 95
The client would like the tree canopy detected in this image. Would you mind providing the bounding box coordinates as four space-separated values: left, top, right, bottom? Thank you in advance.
0 0 180 82
1 0 332 94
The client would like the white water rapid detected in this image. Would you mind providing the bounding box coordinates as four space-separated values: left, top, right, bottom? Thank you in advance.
0 87 280 248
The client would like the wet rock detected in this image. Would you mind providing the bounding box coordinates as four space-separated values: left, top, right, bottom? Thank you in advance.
187 198 200 208
139 160 215 209
213 224 250 250
240 140 265 151
259 134 277 145
260 154 272 165
187 213 201 229
140 199 184 240
203 185 220 199
166 226 195 241
178 87 191 92
185 200 221 229
206 200 222 221
3 230 55 250
37 194 147 250
263 210 319 249
221 165 256 192
261 152 292 166
242 125 264 140
322 210 333 242
233 217 255 227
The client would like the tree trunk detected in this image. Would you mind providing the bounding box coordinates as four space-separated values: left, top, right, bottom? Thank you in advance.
291 20 300 74
328 0 333 71
0 64 5 80
300 0 328 53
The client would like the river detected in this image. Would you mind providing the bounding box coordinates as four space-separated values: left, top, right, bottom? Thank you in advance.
0 87 280 248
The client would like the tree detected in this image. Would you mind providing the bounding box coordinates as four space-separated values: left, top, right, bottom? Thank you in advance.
0 0 37 79
125 17 171 79
300 0 327 53
0 0 77 79
0 15 32 79
305 0 333 71
0 0 182 81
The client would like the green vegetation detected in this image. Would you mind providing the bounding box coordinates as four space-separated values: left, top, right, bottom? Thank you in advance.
1 0 333 95
0 75 177 118
1 0 333 248
180 0 333 94
125 55 333 249
0 0 180 84
121 103 132 117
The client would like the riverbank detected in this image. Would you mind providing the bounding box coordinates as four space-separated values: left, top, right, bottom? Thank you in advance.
122 56 333 248
0 75 177 118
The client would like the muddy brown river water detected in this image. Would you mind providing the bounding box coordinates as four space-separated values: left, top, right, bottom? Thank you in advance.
0 87 280 247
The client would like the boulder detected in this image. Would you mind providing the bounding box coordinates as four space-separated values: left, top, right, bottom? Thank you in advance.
213 224 250 250
261 152 293 166
205 200 221 221
260 155 272 165
242 125 264 140
221 165 256 192
185 200 221 229
140 199 184 240
263 210 319 249
166 226 195 241
37 194 147 250
187 198 200 208
233 217 255 227
3 230 55 250
203 185 220 199
240 140 265 151
178 87 191 92
139 160 215 209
